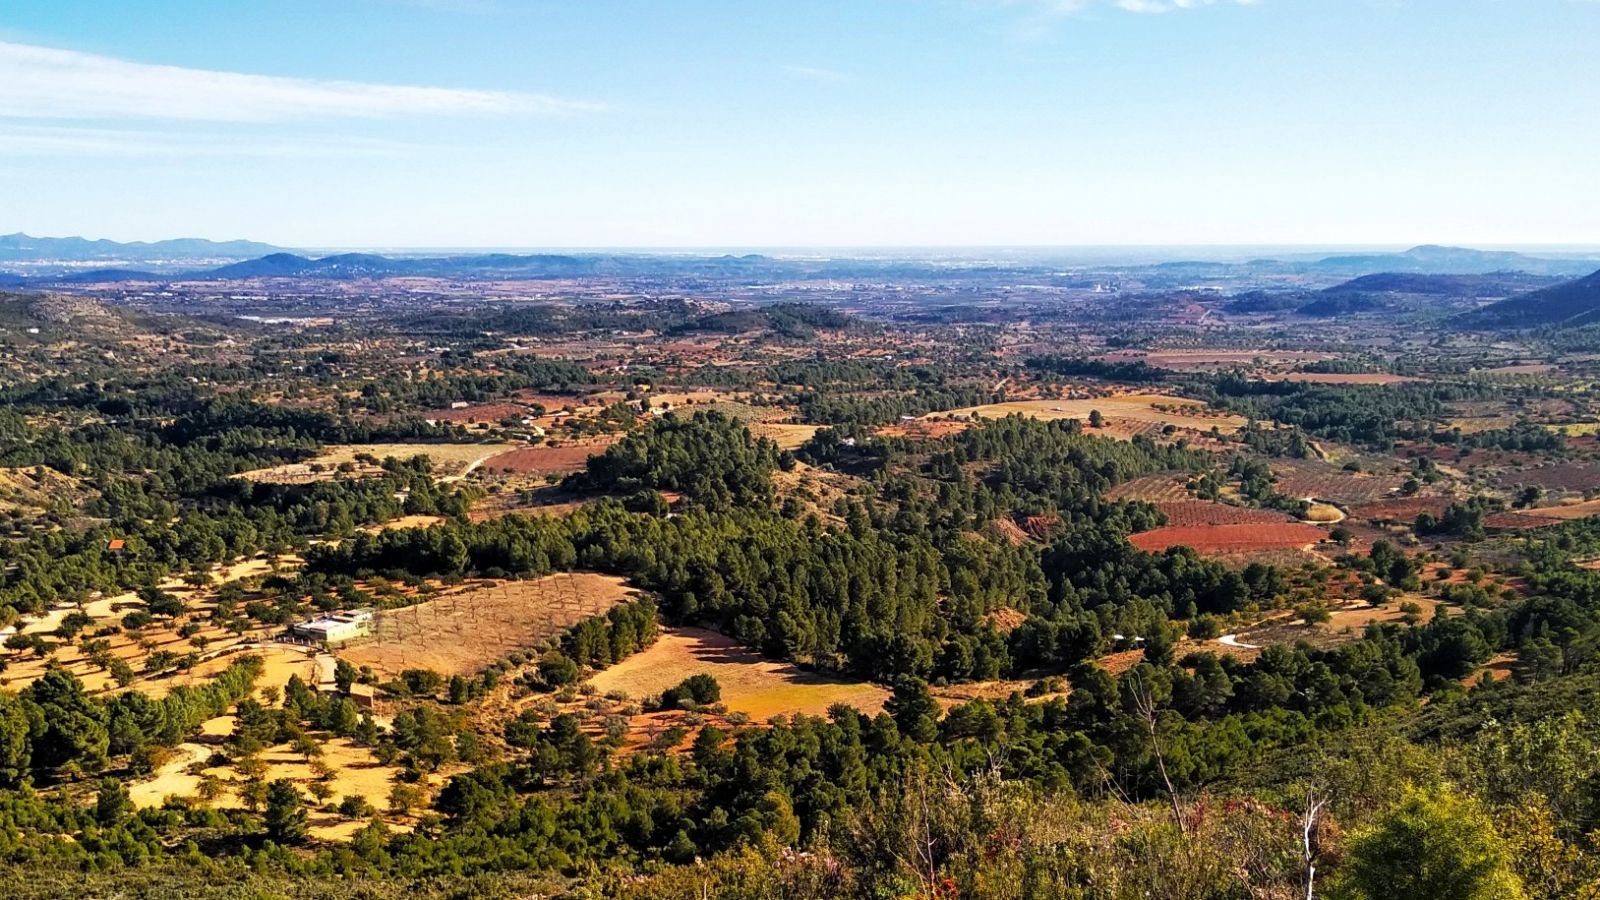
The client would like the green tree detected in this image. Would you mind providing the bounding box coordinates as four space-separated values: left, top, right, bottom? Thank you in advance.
1331 788 1525 900
94 777 129 825
263 778 308 844
885 676 940 742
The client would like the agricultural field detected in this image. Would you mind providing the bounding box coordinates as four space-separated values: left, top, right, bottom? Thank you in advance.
587 627 890 720
1153 500 1297 527
338 573 637 678
747 421 820 449
421 402 533 424
931 395 1247 435
1485 497 1600 531
1493 460 1600 493
1228 596 1446 651
1262 372 1425 385
1349 496 1455 523
1270 458 1406 504
874 418 973 440
477 438 618 476
0 555 302 697
1101 349 1334 370
1128 522 1329 554
238 442 520 484
362 514 447 533
1105 472 1197 502
127 713 440 842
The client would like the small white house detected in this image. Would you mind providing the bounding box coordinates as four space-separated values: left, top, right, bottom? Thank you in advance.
290 610 375 645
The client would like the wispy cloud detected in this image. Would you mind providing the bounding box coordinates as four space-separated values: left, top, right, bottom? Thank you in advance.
981 0 1260 16
0 41 598 123
782 65 856 84
0 123 424 158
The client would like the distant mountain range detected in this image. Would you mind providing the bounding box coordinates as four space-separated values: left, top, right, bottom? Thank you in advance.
1290 245 1597 277
1459 269 1600 329
1321 271 1559 297
13 250 1009 283
0 232 284 264
4 240 1598 285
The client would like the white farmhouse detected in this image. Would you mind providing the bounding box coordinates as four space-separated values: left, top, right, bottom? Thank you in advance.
290 609 375 645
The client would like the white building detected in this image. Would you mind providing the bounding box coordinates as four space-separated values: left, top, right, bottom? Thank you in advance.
290 609 375 645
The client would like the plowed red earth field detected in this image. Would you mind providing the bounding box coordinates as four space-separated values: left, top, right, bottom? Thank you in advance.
1129 522 1327 553
1348 496 1452 522
481 439 617 475
1154 501 1295 527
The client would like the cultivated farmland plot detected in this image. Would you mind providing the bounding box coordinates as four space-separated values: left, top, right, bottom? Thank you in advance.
929 395 1248 435
338 572 637 678
1105 472 1196 502
237 442 519 485
1270 459 1404 504
1153 501 1297 527
1129 522 1328 554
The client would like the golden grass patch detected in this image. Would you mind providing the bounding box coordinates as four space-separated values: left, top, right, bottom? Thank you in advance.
931 395 1246 435
237 442 519 484
588 627 889 720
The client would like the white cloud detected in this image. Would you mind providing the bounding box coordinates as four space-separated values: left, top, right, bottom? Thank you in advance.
0 123 423 158
0 41 598 123
782 65 856 83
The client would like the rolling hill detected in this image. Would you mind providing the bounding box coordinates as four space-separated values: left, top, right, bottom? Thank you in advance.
1459 268 1600 328
0 232 284 263
1302 244 1600 277
1322 272 1557 297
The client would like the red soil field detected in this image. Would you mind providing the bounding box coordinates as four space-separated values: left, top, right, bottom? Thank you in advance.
1349 496 1453 523
1129 522 1327 554
481 439 617 475
1483 511 1565 531
1494 462 1600 493
1154 501 1296 527
423 402 530 424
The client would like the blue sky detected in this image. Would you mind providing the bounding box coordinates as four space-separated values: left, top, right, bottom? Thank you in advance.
1 0 1597 249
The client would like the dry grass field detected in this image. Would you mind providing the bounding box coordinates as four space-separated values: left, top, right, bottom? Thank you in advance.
237 442 519 484
0 465 89 517
1231 596 1445 650
1485 497 1600 531
931 395 1246 435
1101 349 1334 370
128 717 438 841
338 573 637 678
0 555 301 696
362 514 446 533
588 627 890 719
748 422 820 450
